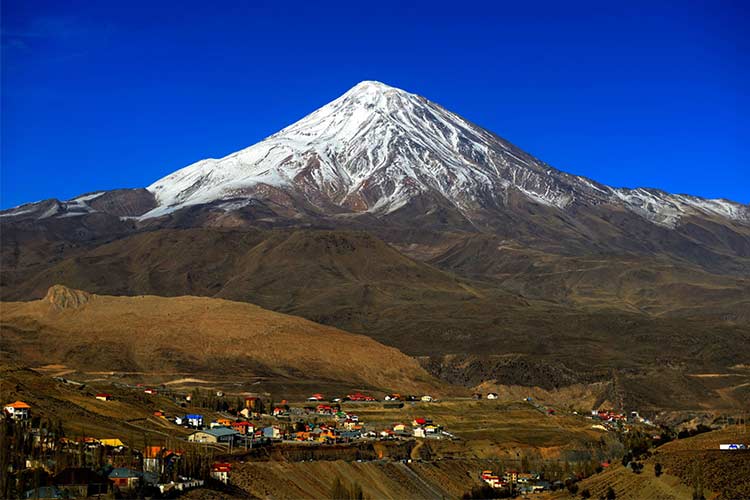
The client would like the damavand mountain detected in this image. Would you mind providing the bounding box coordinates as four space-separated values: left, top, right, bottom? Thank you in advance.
2 81 749 412
143 80 748 227
6 80 748 229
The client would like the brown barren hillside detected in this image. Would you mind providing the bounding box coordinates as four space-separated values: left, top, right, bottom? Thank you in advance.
0 285 443 395
548 426 750 500
3 228 749 413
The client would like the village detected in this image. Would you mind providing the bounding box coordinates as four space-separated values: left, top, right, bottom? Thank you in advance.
2 388 459 498
1 377 689 500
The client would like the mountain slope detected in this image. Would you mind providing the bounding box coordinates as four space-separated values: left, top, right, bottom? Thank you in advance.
2 228 749 413
555 426 750 500
0 228 506 315
2 81 747 272
2 81 749 412
0 285 443 395
141 80 748 229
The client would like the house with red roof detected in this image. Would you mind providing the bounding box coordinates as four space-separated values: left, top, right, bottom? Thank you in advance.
232 421 254 435
316 404 334 415
211 463 231 484
347 392 376 402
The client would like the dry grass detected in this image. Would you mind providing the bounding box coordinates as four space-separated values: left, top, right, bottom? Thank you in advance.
549 426 750 500
1 285 443 395
289 398 608 455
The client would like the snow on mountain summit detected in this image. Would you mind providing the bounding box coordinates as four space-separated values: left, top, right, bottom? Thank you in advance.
144 80 581 219
142 81 748 227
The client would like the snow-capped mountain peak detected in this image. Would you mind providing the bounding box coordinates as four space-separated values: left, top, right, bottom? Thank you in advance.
144 79 565 218
142 81 749 227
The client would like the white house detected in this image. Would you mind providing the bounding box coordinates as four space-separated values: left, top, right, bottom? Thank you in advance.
487 393 499 400
262 426 281 439
187 428 238 444
210 463 231 484
185 414 204 428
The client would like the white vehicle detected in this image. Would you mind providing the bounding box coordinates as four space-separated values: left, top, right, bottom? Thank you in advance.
720 443 746 450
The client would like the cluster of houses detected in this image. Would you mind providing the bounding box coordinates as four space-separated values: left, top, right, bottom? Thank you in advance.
480 470 551 494
587 409 654 432
3 400 229 498
409 418 453 439
179 403 455 445
591 409 628 423
4 388 455 496
306 393 434 403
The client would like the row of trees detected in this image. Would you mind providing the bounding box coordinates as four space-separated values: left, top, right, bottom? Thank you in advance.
1 416 65 498
330 478 364 500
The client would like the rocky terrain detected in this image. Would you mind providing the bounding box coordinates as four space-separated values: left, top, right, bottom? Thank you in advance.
2 81 748 414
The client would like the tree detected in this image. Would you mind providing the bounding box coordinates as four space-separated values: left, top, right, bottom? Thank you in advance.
330 478 365 499
331 478 347 499
352 482 364 500
606 486 616 500
580 489 591 499
520 454 530 472
566 482 579 495
691 461 705 500
654 463 662 477
462 485 510 499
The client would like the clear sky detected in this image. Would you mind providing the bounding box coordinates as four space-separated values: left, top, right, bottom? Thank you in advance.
1 0 747 208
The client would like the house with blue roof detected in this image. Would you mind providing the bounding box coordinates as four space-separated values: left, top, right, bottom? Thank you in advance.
185 414 204 428
187 427 239 444
24 486 63 499
109 467 159 489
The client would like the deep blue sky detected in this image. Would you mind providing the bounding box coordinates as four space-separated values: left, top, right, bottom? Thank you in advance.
2 0 748 208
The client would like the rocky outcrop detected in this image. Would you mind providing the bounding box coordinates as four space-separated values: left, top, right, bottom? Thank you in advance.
44 285 91 310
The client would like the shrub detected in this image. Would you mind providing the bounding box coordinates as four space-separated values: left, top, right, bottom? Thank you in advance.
462 485 510 499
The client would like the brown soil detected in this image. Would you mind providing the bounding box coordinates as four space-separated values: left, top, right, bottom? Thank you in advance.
1 285 443 396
